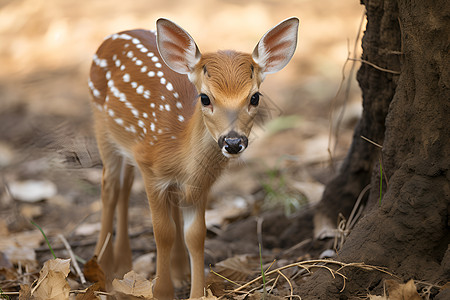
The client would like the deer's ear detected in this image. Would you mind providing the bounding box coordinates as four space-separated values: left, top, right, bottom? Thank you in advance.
252 17 299 75
156 18 201 75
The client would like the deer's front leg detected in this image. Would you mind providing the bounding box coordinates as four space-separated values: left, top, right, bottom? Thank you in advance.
182 203 207 299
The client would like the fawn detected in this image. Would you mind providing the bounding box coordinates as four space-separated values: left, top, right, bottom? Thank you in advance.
88 17 299 299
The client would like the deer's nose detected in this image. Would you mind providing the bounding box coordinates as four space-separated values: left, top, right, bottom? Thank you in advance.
218 131 248 156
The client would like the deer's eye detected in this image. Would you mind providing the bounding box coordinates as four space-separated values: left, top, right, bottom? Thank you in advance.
250 92 261 106
200 93 211 106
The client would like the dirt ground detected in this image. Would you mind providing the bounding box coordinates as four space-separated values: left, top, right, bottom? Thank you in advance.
0 0 370 298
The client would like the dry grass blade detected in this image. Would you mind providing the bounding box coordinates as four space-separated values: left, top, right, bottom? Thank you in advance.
225 259 397 297
58 234 86 284
277 270 293 300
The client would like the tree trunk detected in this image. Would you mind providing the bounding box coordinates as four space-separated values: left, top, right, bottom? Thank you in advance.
312 0 401 239
299 0 450 298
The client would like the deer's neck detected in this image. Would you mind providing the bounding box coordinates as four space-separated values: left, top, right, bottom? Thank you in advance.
180 104 228 199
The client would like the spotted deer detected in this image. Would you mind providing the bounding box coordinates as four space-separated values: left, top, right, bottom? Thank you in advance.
88 17 299 299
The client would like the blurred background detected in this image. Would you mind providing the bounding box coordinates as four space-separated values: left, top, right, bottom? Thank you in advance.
0 0 365 275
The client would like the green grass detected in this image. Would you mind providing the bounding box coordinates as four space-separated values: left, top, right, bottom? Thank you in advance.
0 288 10 300
260 157 307 216
31 220 56 259
259 243 267 299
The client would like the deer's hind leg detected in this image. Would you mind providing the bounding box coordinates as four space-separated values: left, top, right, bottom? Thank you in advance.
94 119 134 282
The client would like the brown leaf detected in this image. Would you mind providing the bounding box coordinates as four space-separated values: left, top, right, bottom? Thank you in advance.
19 284 32 300
367 295 387 300
32 258 71 300
83 256 105 291
76 282 102 300
386 279 421 300
112 270 153 299
191 289 218 300
213 255 259 282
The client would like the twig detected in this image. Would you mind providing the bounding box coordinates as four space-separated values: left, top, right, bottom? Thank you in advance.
209 265 242 287
231 259 395 296
97 232 111 262
268 274 280 294
327 8 366 167
348 184 371 230
349 58 401 74
281 239 312 256
58 234 86 284
360 135 383 148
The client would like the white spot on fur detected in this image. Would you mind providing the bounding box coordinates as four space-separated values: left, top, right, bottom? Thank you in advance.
176 102 183 109
123 73 130 82
165 104 171 111
157 71 164 77
136 85 144 94
141 66 148 73
127 51 133 58
150 123 155 132
160 78 166 85
178 115 184 122
115 118 124 125
155 63 162 68
131 82 138 88
166 83 174 91
148 71 155 77
118 33 132 40
173 92 179 99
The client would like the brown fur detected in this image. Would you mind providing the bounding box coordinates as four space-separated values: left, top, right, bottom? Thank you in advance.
89 17 298 300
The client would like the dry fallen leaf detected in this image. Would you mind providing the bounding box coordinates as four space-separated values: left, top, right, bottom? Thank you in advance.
386 279 421 300
83 256 106 291
192 289 218 300
8 179 57 203
213 254 259 282
75 282 102 300
112 270 153 299
367 295 387 300
32 258 71 300
0 230 42 268
19 284 32 300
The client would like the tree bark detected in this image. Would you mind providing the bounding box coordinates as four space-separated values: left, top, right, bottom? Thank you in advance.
313 0 401 238
300 0 450 298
